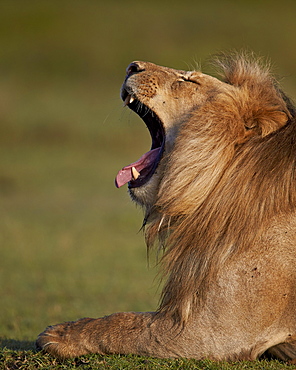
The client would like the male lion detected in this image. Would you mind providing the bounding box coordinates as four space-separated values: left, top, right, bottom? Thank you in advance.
36 53 296 361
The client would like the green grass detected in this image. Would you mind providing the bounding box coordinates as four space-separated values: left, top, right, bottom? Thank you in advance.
1 0 296 368
1 346 296 370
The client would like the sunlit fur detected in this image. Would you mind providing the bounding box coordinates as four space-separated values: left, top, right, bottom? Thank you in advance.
145 53 295 322
36 53 296 361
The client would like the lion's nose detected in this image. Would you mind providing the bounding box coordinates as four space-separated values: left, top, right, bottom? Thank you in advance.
126 62 145 76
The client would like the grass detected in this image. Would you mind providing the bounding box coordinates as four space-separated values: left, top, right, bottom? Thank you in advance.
1 0 296 368
1 346 296 370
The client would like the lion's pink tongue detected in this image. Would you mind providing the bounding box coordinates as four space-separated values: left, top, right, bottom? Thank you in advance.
115 148 161 188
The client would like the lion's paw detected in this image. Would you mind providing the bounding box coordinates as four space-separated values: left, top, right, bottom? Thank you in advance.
36 320 91 358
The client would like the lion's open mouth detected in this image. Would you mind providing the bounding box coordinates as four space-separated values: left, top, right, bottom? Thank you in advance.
115 93 165 189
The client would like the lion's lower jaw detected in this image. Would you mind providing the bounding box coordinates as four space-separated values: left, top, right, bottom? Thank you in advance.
128 175 160 209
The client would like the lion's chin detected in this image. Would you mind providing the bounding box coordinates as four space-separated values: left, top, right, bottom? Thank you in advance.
128 171 161 208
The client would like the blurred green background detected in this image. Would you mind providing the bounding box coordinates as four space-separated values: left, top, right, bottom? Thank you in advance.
1 0 296 342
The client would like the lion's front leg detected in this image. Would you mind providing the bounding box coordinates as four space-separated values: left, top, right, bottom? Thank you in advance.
36 312 176 359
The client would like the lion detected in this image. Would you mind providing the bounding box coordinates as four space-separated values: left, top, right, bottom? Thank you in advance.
36 52 296 361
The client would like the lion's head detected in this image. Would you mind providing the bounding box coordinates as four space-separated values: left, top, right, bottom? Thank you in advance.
116 53 295 322
116 55 290 208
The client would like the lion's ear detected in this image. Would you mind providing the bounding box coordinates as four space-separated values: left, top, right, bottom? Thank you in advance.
240 82 290 138
248 109 289 137
217 52 291 137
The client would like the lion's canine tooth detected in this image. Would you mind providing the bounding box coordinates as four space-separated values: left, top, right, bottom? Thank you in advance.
131 166 140 180
124 95 135 106
123 95 130 106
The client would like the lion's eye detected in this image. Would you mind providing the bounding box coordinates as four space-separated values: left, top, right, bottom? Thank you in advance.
180 77 200 85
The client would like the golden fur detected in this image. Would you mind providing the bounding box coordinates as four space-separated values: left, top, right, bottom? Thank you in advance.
36 53 296 361
147 53 295 322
